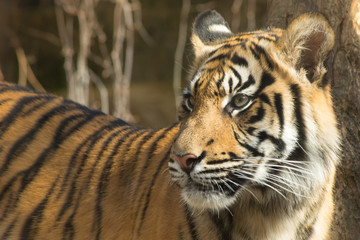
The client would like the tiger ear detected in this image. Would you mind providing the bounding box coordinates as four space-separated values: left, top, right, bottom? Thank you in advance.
278 13 334 83
191 10 234 66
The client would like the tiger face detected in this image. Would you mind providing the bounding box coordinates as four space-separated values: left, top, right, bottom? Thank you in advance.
169 10 340 211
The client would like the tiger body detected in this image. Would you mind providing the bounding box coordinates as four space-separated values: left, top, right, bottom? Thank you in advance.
0 10 340 240
0 84 183 239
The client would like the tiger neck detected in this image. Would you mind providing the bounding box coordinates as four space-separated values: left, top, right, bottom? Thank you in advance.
190 181 333 240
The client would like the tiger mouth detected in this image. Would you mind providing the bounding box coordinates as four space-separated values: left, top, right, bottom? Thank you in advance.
182 171 249 196
179 176 248 210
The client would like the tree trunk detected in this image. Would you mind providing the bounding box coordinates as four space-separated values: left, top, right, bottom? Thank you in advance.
266 0 360 239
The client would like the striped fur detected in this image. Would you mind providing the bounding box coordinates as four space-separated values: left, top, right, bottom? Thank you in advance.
0 10 340 240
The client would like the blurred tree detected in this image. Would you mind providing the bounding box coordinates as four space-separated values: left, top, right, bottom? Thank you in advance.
267 0 360 239
173 0 191 107
55 0 152 120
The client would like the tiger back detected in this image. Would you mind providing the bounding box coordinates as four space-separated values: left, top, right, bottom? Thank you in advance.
0 10 340 240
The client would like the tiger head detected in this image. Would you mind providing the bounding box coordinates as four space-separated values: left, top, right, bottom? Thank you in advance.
169 10 340 211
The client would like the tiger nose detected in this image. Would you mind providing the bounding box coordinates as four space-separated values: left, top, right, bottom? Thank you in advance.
173 154 198 173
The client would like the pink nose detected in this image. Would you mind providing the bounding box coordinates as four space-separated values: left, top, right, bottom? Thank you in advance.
173 154 198 172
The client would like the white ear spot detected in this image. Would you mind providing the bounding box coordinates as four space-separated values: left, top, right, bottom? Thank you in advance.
208 24 232 34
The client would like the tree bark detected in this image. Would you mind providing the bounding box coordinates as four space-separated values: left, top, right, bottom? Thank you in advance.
266 0 360 239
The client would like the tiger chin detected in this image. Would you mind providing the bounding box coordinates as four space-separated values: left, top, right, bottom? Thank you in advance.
169 10 340 239
0 9 340 240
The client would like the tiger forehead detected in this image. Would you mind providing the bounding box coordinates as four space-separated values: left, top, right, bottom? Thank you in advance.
221 27 282 47
188 28 283 97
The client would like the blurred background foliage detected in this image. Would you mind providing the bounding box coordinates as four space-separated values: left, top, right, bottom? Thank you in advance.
0 0 267 128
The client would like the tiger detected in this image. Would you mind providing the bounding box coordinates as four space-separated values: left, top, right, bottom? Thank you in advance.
0 9 340 240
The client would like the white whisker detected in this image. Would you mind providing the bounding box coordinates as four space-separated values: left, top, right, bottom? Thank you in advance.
162 167 169 175
230 170 288 200
225 177 260 203
242 163 313 176
263 177 308 198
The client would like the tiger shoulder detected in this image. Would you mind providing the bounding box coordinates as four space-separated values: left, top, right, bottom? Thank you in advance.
0 10 340 240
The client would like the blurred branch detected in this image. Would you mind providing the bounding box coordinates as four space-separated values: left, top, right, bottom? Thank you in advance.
55 3 76 99
15 46 27 87
8 33 45 91
173 0 191 108
231 0 243 32
92 13 113 79
132 0 154 45
75 1 92 106
122 0 135 121
13 42 46 92
26 28 61 47
112 0 125 119
89 69 109 114
247 0 257 30
111 0 135 121
55 0 149 120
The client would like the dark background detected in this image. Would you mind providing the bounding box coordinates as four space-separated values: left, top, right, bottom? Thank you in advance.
0 0 267 128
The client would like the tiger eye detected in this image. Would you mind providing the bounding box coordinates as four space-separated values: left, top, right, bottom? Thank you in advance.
231 94 250 109
187 96 195 108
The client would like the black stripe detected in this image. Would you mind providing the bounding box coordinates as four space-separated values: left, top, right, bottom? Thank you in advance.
22 95 56 116
0 83 37 94
117 130 149 173
258 93 271 105
56 123 124 200
209 211 233 240
185 205 199 240
235 124 248 137
228 77 233 93
206 54 228 64
247 106 265 124
258 131 286 152
216 69 225 91
21 176 58 239
0 95 44 138
193 79 201 96
250 45 260 60
199 168 224 174
288 84 307 161
1 217 17 239
178 227 185 240
231 54 248 67
128 129 160 237
0 173 24 217
207 159 231 165
239 74 255 91
206 139 214 146
130 129 157 198
59 127 133 238
0 102 98 177
257 35 277 42
230 66 242 85
254 71 275 96
239 142 264 157
94 128 138 240
56 125 131 222
0 98 11 106
223 44 233 49
18 113 97 194
63 218 75 240
274 93 284 132
233 130 263 157
254 44 274 70
135 124 178 235
137 150 171 235
247 127 256 135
